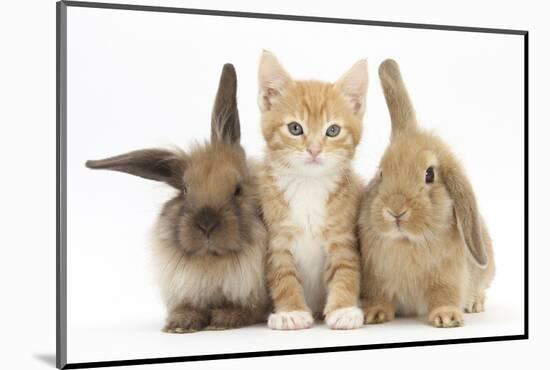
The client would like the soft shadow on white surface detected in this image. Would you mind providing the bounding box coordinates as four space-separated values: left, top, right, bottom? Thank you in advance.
33 354 56 367
68 301 523 364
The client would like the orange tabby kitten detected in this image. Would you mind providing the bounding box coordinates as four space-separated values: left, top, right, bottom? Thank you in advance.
257 51 368 330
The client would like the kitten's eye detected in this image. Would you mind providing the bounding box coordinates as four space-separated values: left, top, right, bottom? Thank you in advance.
425 167 435 184
326 124 341 137
380 171 383 179
182 185 188 195
234 185 242 197
287 122 304 136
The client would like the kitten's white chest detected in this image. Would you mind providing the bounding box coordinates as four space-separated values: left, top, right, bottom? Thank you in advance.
277 173 338 314
279 175 330 235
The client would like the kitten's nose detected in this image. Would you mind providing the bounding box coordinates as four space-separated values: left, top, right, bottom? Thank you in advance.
195 207 220 237
307 148 321 158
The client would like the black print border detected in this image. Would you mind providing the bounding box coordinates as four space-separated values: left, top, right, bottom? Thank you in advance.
56 1 529 368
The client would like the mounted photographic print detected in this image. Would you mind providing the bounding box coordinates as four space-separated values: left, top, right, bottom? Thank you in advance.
57 1 528 368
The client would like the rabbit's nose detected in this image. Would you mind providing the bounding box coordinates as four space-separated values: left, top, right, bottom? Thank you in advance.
384 206 410 225
195 207 220 237
388 209 408 219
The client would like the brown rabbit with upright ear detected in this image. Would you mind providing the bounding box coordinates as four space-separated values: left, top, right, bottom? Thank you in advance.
86 64 270 333
358 59 495 328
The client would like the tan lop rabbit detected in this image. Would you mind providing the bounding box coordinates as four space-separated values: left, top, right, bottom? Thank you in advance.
359 59 495 328
86 64 270 333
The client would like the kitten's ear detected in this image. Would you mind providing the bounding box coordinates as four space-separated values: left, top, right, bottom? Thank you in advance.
258 50 292 112
335 59 369 117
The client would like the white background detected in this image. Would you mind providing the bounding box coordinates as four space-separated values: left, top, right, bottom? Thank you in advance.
0 0 546 369
64 3 525 364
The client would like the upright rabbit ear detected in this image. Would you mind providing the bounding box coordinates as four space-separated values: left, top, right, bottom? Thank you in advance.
444 165 488 268
379 59 417 139
335 59 369 117
211 63 240 145
258 50 292 112
85 149 186 190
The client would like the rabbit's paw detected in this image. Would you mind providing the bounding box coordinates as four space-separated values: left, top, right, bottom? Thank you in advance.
208 308 252 330
429 306 464 328
363 303 395 324
464 293 485 313
163 311 209 333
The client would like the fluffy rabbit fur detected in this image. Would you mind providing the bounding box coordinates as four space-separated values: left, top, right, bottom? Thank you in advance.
358 59 495 328
86 64 270 333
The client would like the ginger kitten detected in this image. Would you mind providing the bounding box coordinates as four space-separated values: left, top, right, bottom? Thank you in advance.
257 51 368 330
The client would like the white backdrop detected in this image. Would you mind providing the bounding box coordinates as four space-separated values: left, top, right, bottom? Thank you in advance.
64 4 525 364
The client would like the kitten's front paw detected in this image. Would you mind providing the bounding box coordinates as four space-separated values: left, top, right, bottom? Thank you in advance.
268 310 314 330
364 303 395 324
325 306 364 330
429 306 464 328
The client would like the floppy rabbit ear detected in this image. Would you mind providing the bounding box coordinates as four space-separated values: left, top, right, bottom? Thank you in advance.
258 50 292 113
211 63 240 145
378 59 417 138
86 149 186 190
444 166 488 268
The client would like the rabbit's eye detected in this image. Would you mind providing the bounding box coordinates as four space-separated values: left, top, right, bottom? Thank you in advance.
380 171 383 179
326 124 341 137
182 185 188 195
234 185 242 196
425 167 435 183
287 122 304 136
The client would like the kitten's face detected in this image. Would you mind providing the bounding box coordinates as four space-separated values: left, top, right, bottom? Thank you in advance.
262 81 362 175
258 51 368 175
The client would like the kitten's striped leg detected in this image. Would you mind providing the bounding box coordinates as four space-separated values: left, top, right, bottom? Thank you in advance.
323 233 364 330
266 231 313 330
